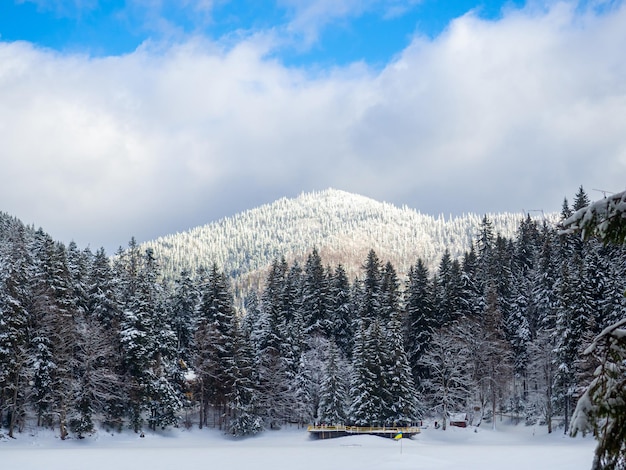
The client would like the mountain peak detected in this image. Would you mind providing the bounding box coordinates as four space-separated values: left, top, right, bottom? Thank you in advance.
143 190 550 286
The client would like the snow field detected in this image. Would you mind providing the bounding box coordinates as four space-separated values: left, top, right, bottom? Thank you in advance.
1 423 595 470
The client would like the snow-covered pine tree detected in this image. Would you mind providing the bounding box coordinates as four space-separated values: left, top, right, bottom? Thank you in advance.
292 353 315 427
383 308 419 426
194 263 236 429
169 269 198 366
359 249 383 327
562 188 626 467
29 236 81 439
118 240 181 432
434 250 464 327
570 319 626 470
224 318 262 436
317 343 348 425
349 319 386 426
405 259 436 386
301 248 330 337
328 264 354 359
0 220 33 437
380 261 401 324
553 257 593 433
254 259 291 429
87 247 120 328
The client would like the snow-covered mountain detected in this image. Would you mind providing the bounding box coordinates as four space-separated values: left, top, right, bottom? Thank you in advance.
142 189 556 288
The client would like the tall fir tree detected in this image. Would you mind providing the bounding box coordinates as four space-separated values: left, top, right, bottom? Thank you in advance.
405 259 436 385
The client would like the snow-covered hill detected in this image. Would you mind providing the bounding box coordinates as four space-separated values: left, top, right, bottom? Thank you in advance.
142 189 555 286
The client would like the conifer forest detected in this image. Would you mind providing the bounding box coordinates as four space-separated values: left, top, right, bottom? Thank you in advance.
1 187 625 440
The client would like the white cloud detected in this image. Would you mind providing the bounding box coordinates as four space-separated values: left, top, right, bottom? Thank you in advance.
277 0 421 45
1 1 625 251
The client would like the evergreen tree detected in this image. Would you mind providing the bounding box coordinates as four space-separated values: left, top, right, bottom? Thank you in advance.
254 259 291 429
434 251 464 326
170 269 198 365
349 320 386 426
359 249 383 327
405 259 436 384
292 353 315 426
384 308 419 425
87 247 119 328
380 261 401 323
571 319 626 470
117 241 181 432
29 238 80 439
553 258 593 433
0 222 32 437
302 248 330 336
194 264 236 429
225 320 262 436
328 264 354 359
317 344 348 425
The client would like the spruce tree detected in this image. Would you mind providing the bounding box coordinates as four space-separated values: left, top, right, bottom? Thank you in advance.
384 308 419 425
225 320 262 436
302 248 330 337
194 264 236 429
317 344 348 425
405 259 436 385
0 222 32 437
328 264 354 359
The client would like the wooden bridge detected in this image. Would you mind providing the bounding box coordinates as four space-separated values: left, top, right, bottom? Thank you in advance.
307 425 421 439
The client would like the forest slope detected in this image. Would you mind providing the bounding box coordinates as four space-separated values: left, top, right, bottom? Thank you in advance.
142 188 553 286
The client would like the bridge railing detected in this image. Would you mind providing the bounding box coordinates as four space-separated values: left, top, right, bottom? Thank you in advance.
307 425 420 434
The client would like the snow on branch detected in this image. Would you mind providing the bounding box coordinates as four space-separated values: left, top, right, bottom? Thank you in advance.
561 190 626 244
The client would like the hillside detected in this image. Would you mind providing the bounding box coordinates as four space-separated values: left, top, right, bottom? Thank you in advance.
142 189 555 287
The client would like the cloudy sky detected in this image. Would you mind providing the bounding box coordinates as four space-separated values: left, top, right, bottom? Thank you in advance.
1 0 625 253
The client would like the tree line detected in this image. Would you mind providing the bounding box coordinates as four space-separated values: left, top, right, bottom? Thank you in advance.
1 186 624 439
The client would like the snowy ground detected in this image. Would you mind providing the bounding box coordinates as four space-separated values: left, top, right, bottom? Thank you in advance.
1 422 595 470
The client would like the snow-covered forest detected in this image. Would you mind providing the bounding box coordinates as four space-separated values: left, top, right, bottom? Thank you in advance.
0 187 624 440
142 188 553 290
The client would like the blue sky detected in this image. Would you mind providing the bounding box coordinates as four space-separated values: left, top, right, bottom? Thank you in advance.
3 1 526 64
1 0 625 252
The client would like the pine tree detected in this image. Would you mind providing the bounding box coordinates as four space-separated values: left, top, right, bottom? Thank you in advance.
434 250 466 327
405 259 436 385
349 320 385 426
570 319 626 470
29 237 80 439
225 320 262 436
317 344 348 425
0 221 32 437
302 248 330 337
194 264 236 429
328 264 354 359
117 241 181 432
384 308 419 425
292 353 315 426
87 247 119 328
359 249 383 327
254 259 291 429
553 257 593 433
170 269 198 365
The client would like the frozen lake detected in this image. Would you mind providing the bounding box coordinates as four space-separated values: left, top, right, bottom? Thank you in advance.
1 423 596 470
